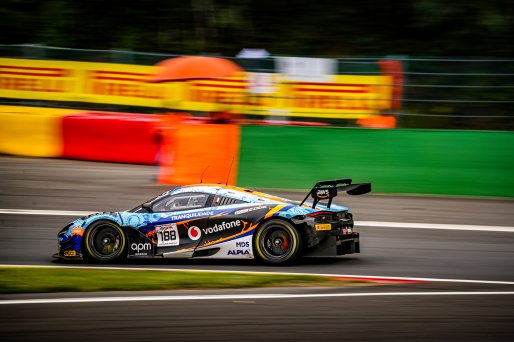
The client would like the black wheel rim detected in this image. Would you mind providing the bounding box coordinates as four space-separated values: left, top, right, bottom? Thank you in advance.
88 225 123 260
259 225 294 261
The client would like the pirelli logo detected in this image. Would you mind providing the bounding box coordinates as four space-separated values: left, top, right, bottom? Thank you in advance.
89 70 166 99
0 65 71 92
292 82 386 111
0 65 70 77
315 224 332 231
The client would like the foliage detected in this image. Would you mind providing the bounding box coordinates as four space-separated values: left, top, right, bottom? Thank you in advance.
1 0 512 56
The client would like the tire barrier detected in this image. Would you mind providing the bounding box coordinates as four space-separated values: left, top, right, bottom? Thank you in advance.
0 106 162 165
0 106 77 157
62 112 162 165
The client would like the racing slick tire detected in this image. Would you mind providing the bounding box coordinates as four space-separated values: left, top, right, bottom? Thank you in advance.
254 219 302 265
83 221 127 262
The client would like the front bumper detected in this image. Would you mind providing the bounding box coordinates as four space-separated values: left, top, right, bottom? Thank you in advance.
52 251 83 260
55 234 84 260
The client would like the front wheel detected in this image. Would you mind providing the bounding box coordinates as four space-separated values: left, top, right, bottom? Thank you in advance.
254 220 302 265
83 221 127 262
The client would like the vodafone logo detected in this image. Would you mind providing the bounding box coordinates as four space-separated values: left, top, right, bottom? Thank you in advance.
188 226 202 241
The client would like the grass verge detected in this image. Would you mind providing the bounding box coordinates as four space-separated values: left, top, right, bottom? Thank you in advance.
0 266 368 293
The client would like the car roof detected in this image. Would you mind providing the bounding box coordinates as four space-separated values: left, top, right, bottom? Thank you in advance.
165 184 348 212
169 184 292 204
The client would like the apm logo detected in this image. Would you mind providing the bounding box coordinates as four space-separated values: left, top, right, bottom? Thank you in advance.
130 243 151 253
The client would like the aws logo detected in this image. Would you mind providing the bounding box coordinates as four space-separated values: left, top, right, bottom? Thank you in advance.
316 189 330 199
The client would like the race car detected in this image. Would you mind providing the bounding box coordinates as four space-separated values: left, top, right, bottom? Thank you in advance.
54 179 370 264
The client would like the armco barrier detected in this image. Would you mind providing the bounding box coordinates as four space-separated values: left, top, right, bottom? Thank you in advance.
0 106 78 157
237 126 514 197
62 112 161 165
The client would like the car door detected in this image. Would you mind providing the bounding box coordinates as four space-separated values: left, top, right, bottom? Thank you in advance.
149 192 215 257
197 194 253 248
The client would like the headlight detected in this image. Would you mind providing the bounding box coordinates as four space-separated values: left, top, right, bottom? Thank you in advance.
57 224 72 241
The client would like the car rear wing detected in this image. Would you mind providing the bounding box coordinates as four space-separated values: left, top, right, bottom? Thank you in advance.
299 179 371 209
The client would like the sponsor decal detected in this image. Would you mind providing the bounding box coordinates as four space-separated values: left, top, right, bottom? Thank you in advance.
91 70 166 99
155 223 180 247
228 249 250 256
171 211 213 221
316 189 330 199
188 226 202 241
315 223 332 231
234 206 267 215
70 227 84 236
236 241 250 248
202 220 241 235
0 65 70 92
285 206 311 216
130 242 152 256
264 204 288 219
63 250 76 257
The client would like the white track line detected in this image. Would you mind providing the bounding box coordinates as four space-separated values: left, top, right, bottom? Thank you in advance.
2 264 514 285
358 221 514 233
1 208 513 233
2 292 514 305
0 209 91 216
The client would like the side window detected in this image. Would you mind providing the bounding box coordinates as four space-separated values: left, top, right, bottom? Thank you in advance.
214 196 247 206
152 193 210 213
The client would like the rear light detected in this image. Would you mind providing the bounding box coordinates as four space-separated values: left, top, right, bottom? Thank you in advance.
307 211 337 223
307 211 334 217
306 211 353 224
337 211 352 220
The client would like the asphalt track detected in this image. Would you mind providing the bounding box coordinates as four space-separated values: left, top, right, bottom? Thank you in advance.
1 156 513 341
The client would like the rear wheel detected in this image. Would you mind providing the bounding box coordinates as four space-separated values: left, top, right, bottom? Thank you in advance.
84 221 127 262
254 220 302 265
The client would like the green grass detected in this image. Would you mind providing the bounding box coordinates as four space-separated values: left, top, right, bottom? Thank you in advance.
0 267 366 294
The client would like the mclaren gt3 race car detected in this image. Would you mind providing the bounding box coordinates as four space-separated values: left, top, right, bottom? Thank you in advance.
55 179 370 264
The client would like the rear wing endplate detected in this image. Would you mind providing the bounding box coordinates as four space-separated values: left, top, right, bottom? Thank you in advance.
299 178 371 209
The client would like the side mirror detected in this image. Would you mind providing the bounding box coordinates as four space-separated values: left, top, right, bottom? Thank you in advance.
142 202 153 213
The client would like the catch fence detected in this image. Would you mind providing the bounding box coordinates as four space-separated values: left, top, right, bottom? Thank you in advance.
1 44 512 130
